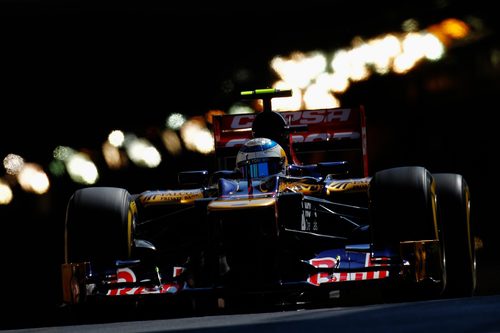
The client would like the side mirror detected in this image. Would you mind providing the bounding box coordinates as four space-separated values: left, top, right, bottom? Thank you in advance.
288 161 349 179
209 170 242 185
318 161 349 179
178 170 209 187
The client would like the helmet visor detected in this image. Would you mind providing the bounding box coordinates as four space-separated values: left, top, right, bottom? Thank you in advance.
239 157 282 178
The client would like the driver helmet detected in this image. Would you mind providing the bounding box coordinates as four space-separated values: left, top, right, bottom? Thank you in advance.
236 138 288 178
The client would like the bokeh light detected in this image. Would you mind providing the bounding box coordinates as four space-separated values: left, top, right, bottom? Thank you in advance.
270 18 469 109
3 153 24 175
17 163 50 194
108 130 125 148
0 178 13 205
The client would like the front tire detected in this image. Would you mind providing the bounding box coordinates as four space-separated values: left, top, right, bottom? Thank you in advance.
369 166 438 246
65 187 135 264
369 166 444 299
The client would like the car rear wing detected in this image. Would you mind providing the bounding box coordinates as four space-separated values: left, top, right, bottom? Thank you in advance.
213 106 368 178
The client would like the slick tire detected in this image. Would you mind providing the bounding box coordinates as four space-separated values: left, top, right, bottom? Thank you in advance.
434 173 476 298
369 166 443 300
65 187 135 264
369 166 438 246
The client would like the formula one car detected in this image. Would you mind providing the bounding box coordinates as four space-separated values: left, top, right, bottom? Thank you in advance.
61 88 476 313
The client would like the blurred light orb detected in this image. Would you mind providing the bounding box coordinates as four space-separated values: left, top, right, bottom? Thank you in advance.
0 179 13 205
48 159 66 177
66 153 99 185
3 153 24 175
108 130 125 147
126 138 162 168
53 146 75 161
17 163 50 194
228 104 254 115
166 113 186 130
161 129 182 156
102 141 125 169
180 119 214 154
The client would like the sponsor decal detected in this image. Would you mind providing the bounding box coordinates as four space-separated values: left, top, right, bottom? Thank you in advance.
106 267 182 296
229 109 352 130
140 189 204 206
230 115 256 129
325 178 370 194
217 109 361 148
279 179 323 194
290 131 360 144
208 197 276 210
301 201 318 232
283 109 352 124
306 253 390 286
306 257 339 285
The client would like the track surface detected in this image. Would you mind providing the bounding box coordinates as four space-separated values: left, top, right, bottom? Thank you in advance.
4 294 500 333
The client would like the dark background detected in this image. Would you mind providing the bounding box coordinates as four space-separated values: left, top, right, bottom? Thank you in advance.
1 0 499 328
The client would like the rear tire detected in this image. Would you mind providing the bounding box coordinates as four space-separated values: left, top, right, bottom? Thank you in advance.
434 173 476 298
65 187 135 264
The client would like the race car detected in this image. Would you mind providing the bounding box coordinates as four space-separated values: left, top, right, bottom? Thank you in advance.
61 88 476 313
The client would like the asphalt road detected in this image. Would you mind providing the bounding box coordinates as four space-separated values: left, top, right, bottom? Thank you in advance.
4 293 500 333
